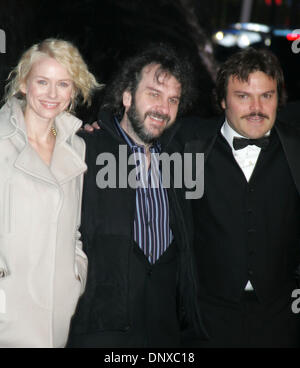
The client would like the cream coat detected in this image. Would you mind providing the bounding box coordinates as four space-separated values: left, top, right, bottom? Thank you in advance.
0 98 88 348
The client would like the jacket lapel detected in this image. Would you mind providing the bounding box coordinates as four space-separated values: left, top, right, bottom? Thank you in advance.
14 143 58 185
50 141 87 185
276 121 300 195
49 112 87 185
184 116 223 160
6 100 87 186
14 136 86 186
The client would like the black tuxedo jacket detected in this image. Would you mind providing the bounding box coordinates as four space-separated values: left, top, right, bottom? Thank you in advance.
165 114 300 302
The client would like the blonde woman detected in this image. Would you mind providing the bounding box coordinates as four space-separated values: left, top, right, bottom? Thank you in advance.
0 38 100 347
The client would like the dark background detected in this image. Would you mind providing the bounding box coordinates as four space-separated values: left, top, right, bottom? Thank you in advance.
1 0 299 122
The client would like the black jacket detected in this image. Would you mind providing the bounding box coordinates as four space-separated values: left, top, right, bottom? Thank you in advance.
171 115 300 301
67 110 207 348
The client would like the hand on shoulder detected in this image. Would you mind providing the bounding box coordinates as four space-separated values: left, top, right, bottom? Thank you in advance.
82 121 100 132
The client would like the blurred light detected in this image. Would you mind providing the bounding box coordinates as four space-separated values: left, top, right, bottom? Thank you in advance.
237 34 250 48
265 0 282 5
265 38 271 46
252 25 260 32
238 32 262 48
215 31 224 41
231 23 270 33
215 33 236 47
273 29 291 36
286 33 300 41
213 29 263 48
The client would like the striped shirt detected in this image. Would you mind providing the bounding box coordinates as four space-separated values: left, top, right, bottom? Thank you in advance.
115 119 173 264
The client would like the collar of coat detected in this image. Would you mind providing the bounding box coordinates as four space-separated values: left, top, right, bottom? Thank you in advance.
0 97 82 142
0 97 87 185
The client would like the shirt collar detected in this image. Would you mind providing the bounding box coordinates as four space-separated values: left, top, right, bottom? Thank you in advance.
221 118 271 151
114 117 161 153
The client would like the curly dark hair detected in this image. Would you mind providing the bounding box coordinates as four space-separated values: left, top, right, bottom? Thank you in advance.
215 47 286 113
101 43 196 119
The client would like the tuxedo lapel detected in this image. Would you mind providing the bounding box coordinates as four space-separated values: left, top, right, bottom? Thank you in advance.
184 116 223 160
182 117 222 189
276 120 300 195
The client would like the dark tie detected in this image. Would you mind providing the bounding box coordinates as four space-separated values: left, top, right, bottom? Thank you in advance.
233 136 269 150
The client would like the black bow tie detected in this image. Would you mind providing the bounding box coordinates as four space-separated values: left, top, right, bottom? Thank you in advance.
233 136 269 150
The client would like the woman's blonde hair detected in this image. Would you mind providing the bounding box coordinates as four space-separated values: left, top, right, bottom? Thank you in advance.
5 38 101 111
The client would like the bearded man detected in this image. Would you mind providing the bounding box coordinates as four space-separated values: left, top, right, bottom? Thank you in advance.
67 44 207 348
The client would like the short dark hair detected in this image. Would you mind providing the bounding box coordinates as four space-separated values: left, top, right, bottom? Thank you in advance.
101 43 196 119
215 47 286 112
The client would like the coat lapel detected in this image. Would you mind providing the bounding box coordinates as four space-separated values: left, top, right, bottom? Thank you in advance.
184 116 223 161
14 143 58 185
6 100 87 186
48 112 87 185
276 121 300 195
14 135 86 186
50 141 87 185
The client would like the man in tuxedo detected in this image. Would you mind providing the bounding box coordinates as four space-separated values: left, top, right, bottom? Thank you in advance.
176 47 300 347
67 44 206 348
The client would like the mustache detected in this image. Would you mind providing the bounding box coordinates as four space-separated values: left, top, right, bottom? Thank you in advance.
242 112 269 119
146 111 170 123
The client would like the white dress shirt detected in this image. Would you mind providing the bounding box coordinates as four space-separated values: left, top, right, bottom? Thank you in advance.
221 120 270 291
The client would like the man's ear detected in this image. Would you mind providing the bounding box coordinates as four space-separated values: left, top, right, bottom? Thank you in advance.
221 98 226 110
123 90 132 111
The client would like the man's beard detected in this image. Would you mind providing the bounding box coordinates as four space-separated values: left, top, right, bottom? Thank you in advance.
126 99 170 144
